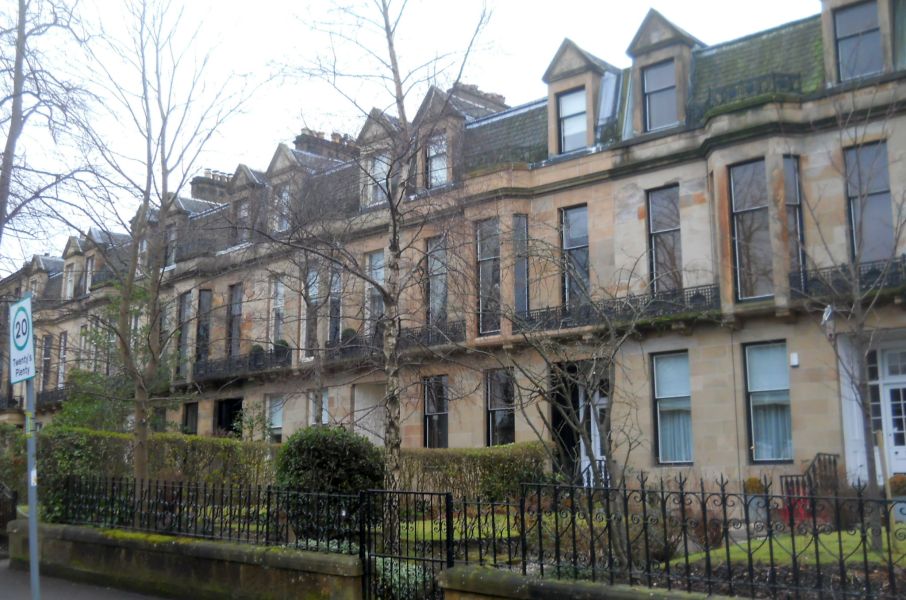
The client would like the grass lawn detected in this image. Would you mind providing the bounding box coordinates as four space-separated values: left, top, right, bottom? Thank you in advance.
681 525 906 567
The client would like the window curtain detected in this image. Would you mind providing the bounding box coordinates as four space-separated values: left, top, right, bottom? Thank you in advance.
751 391 792 461
747 343 792 461
655 353 692 462
659 397 692 462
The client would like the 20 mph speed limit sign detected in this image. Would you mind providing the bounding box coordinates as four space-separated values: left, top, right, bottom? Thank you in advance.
9 296 35 383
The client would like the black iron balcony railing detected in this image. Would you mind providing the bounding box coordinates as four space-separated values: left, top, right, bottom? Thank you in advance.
512 283 720 333
193 348 292 383
324 330 383 362
399 320 466 350
790 255 906 299
36 386 69 409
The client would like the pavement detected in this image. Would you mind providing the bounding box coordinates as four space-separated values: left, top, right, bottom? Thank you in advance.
0 559 168 599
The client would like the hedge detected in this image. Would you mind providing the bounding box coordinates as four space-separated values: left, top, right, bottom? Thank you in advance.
398 441 550 500
0 425 550 505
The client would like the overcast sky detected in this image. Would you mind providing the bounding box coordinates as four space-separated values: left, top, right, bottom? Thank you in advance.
2 0 821 276
195 0 822 170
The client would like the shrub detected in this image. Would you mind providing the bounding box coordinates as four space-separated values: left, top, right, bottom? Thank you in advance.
276 426 384 493
399 441 549 500
744 476 766 495
373 557 433 600
0 424 26 497
889 474 906 496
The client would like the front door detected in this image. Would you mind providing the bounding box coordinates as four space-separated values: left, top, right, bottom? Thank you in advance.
883 384 906 474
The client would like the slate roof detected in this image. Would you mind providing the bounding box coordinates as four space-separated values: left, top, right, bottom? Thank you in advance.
689 15 824 110
35 255 64 274
176 196 223 215
462 100 548 172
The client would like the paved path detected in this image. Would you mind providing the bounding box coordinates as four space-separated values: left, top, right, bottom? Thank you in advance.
0 559 168 599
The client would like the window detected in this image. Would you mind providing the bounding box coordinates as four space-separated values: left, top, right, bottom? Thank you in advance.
426 135 448 188
29 278 37 293
784 157 805 275
562 205 589 306
195 289 212 362
226 284 243 357
158 305 170 356
487 369 515 445
151 407 167 433
267 395 285 443
424 375 449 448
653 352 692 463
305 267 319 358
426 236 447 326
368 153 390 207
57 331 67 388
214 398 243 437
868 349 882 433
745 342 792 462
138 238 148 267
63 264 74 299
235 200 250 244
271 278 285 345
514 215 530 316
41 335 53 390
274 186 291 232
309 389 329 426
366 250 385 337
176 292 191 376
845 141 893 263
835 1 883 81
557 88 586 153
165 225 177 267
731 160 774 299
85 256 94 291
182 402 199 434
79 325 89 366
477 218 501 335
643 60 678 132
647 186 682 292
328 270 341 346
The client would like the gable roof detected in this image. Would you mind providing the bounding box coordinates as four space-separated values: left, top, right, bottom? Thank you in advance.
543 39 619 84
627 9 705 57
356 108 402 146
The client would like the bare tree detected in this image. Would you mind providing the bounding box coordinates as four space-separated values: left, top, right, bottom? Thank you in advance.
267 0 489 491
0 0 87 258
54 0 248 479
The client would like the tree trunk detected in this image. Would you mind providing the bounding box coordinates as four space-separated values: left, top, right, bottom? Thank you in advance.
0 0 27 247
133 384 149 481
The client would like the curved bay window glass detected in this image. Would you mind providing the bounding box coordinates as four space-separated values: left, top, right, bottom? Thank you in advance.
487 369 515 446
845 141 893 264
647 186 682 292
424 375 449 448
561 205 589 307
477 218 501 335
426 236 448 326
731 160 774 300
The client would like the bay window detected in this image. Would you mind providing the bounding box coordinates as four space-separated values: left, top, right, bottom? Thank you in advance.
562 205 589 306
477 218 501 335
647 186 682 292
731 160 774 300
845 141 893 263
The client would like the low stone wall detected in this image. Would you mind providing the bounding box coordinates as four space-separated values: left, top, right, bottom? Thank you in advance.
7 519 362 599
438 566 732 600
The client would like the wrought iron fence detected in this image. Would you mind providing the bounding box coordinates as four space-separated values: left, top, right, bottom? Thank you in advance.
36 386 68 409
512 283 720 333
0 394 22 411
53 475 906 599
59 476 360 554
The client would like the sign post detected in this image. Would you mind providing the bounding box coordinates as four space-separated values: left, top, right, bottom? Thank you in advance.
9 295 40 600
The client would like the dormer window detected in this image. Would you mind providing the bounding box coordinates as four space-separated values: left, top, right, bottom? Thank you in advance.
557 89 586 153
834 1 883 81
368 153 391 207
426 135 448 188
63 263 75 299
235 200 250 243
165 226 176 266
274 186 291 232
643 60 678 132
85 256 94 291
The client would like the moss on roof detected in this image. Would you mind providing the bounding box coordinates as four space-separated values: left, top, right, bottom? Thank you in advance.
690 15 824 107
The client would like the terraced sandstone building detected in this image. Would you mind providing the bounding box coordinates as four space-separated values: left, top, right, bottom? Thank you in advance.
3 0 906 486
